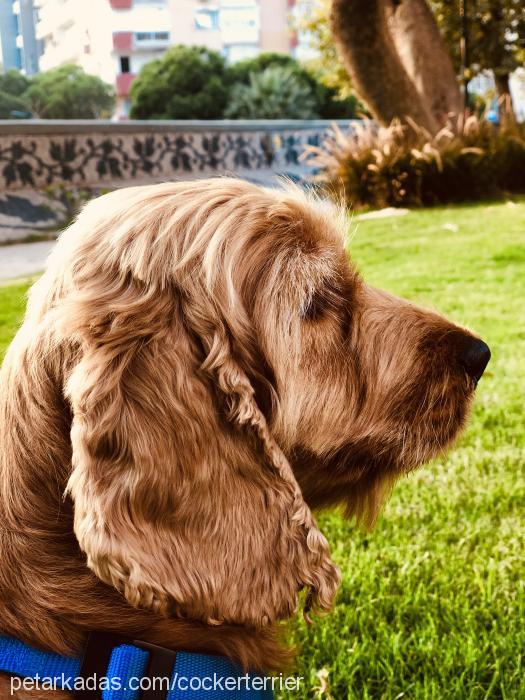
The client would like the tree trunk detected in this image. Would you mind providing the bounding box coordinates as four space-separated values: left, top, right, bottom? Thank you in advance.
329 0 438 133
329 0 462 134
494 73 516 123
386 0 463 127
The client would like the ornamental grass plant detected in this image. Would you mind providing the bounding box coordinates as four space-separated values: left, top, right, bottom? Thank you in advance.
306 115 525 209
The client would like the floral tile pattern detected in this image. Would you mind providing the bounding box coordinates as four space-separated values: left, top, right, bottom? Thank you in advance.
0 127 330 189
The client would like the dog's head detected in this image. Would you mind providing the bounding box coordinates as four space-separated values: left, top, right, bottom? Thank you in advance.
43 179 488 629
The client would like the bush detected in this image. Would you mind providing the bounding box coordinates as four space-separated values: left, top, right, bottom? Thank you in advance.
24 65 114 119
0 69 31 97
225 66 317 119
0 69 32 118
227 51 300 84
129 47 359 121
313 84 360 120
130 46 231 119
307 116 525 209
0 90 31 118
228 52 358 119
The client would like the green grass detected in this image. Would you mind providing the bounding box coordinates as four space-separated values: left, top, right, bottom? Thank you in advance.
279 201 525 700
1 201 524 699
0 280 35 357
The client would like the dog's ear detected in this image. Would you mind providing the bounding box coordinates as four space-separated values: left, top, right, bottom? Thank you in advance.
62 270 339 627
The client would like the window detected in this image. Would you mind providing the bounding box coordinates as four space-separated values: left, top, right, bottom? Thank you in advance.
194 8 219 30
220 7 258 29
135 31 170 42
120 56 130 73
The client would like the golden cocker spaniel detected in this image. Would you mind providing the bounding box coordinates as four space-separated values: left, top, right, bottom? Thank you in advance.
0 179 489 691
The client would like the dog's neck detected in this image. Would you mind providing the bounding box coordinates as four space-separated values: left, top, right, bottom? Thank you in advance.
0 491 284 672
0 345 284 674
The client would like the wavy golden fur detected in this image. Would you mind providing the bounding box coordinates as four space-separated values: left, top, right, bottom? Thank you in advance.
0 178 486 696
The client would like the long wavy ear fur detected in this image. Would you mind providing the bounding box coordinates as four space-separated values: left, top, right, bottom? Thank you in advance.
56 179 340 628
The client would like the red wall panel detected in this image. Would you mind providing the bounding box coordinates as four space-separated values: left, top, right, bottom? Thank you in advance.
113 31 133 52
116 72 136 97
109 0 132 9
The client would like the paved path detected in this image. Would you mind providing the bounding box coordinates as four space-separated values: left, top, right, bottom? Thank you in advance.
0 240 55 281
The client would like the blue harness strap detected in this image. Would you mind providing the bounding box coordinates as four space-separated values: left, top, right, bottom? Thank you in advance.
0 636 81 682
0 635 274 699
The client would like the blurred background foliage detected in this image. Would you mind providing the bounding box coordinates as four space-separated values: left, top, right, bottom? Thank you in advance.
0 65 115 119
431 0 525 94
0 47 360 121
130 47 359 120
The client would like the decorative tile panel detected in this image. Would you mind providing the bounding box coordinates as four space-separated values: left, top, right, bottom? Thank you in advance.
0 121 356 190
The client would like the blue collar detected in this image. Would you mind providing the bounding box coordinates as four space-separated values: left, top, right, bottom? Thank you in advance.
0 632 273 699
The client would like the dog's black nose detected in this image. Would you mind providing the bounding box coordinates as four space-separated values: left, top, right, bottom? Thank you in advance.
461 338 491 381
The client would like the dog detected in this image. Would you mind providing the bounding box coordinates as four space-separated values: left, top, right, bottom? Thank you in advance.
0 178 489 698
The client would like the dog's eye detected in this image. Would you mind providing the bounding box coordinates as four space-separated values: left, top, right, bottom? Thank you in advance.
303 281 345 322
302 275 355 340
303 288 329 321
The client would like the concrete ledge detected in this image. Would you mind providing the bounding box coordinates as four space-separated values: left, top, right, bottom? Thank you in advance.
0 119 356 135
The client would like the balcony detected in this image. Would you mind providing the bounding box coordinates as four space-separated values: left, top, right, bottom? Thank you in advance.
113 31 133 52
109 0 132 8
116 72 136 97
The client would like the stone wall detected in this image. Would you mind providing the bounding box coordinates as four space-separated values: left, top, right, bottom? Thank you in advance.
0 119 354 190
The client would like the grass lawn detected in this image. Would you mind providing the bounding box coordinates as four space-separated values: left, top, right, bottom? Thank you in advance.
0 279 36 356
1 201 524 699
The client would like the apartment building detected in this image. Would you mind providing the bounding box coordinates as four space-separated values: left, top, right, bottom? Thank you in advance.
0 0 40 74
36 0 171 116
172 0 296 63
35 0 298 118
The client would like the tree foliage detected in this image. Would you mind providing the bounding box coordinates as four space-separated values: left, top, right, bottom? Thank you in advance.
130 45 231 119
431 0 525 80
130 49 359 120
225 65 317 119
432 0 525 117
296 0 353 97
227 51 300 83
0 90 32 118
0 69 32 118
0 69 31 97
225 51 359 119
24 65 114 119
